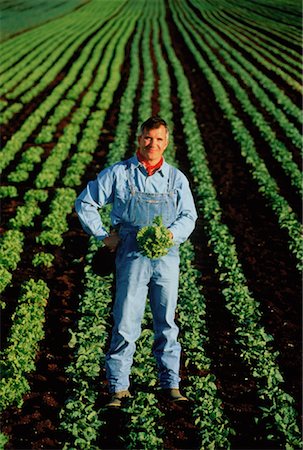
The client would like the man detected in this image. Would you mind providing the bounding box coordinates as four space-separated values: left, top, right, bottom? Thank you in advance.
75 116 197 407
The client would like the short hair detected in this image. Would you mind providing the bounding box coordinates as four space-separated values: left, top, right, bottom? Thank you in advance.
139 116 169 139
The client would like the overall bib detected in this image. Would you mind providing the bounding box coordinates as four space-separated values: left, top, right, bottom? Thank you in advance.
105 165 181 393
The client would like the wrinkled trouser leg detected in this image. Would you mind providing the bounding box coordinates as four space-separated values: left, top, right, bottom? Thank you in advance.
105 253 151 393
149 253 181 389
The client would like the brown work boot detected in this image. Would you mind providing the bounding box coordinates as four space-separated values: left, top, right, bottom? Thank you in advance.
106 390 132 408
162 388 188 402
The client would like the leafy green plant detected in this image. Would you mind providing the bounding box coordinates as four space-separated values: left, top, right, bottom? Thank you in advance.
32 252 54 268
137 216 174 259
0 185 18 198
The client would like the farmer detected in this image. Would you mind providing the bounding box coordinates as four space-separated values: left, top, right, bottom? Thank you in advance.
75 116 197 407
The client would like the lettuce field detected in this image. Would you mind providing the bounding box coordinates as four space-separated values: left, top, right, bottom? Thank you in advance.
0 0 302 448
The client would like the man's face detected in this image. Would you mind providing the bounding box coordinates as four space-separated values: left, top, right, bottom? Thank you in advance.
138 125 168 164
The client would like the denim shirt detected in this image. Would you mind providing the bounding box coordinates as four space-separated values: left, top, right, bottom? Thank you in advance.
75 156 198 244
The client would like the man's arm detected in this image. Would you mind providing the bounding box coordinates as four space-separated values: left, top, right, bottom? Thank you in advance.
75 168 114 241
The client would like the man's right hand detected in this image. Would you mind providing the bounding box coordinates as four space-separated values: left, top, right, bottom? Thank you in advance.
103 230 121 253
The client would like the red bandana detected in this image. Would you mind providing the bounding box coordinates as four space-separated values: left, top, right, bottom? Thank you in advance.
136 150 163 176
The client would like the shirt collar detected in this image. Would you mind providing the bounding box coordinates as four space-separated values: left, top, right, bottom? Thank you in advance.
129 155 168 177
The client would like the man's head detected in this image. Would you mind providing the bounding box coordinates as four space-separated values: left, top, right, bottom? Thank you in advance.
137 116 169 164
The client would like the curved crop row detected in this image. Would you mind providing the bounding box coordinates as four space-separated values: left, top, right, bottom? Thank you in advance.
203 9 302 82
0 20 79 92
205 8 302 70
216 0 301 45
0 189 48 296
210 0 301 44
191 2 302 125
36 188 76 246
0 278 50 412
178 0 302 192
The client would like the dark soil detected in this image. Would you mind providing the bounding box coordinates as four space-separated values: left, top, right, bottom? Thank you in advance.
0 2 302 450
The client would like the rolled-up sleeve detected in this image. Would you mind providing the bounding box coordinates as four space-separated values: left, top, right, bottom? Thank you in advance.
168 173 197 244
75 168 114 240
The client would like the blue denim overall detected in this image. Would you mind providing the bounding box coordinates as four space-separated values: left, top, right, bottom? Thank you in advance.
105 165 181 393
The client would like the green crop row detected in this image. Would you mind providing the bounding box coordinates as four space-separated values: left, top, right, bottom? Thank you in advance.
0 278 50 411
179 243 235 448
0 189 48 297
37 187 76 246
165 4 302 446
59 236 113 449
8 146 44 183
8 188 48 229
0 229 24 299
0 185 17 198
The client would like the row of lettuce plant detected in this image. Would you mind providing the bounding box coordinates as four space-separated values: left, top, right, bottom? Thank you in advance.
59 5 146 448
0 189 48 297
0 278 50 410
189 1 302 126
0 185 17 198
162 7 302 447
178 243 235 448
8 146 44 183
0 279 50 446
169 0 303 271
122 308 165 450
179 0 302 193
155 4 235 446
35 99 76 144
59 234 114 449
0 229 24 300
36 188 76 246
204 7 302 71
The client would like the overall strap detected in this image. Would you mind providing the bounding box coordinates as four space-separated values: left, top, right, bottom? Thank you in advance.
168 166 178 192
125 160 136 195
